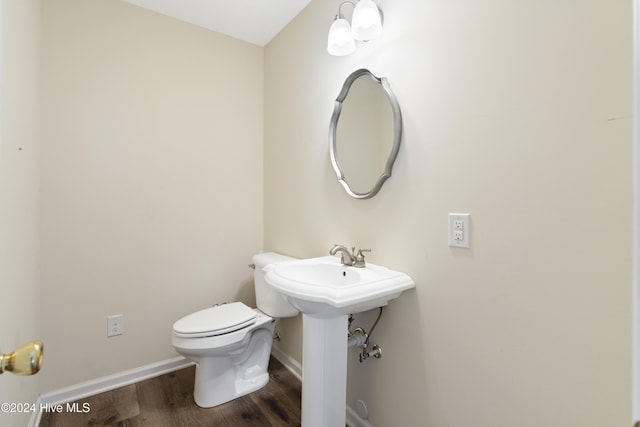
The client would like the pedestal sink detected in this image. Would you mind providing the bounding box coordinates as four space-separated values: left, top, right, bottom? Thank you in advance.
264 256 415 427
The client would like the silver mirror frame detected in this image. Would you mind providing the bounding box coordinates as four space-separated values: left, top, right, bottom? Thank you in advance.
329 68 403 199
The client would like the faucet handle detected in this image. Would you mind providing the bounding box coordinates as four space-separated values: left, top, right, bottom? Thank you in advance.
354 248 371 268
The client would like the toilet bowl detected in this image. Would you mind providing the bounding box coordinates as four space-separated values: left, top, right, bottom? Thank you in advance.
171 252 298 408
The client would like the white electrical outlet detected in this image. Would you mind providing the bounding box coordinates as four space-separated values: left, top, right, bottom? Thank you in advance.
448 213 470 248
107 314 124 337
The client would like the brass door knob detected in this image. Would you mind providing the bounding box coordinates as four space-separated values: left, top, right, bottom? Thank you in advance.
0 340 43 375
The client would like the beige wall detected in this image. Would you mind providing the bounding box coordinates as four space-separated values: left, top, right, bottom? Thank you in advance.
39 0 264 390
265 0 633 426
0 0 41 425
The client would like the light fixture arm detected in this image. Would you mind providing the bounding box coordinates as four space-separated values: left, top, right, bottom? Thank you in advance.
336 1 356 19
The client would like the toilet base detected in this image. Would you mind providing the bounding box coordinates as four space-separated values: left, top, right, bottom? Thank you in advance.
194 367 269 408
190 325 275 408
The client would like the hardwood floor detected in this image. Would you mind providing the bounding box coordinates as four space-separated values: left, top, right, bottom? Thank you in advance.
39 357 302 427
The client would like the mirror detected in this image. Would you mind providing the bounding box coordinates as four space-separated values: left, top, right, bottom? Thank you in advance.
329 69 402 199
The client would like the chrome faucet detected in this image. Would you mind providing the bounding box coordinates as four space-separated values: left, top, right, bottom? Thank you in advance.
329 245 371 268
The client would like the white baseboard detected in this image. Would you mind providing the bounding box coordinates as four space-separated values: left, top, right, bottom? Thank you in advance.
270 346 374 427
270 344 302 381
346 406 375 427
29 356 193 427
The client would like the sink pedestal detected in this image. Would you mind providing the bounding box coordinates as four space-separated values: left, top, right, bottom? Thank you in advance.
301 313 348 427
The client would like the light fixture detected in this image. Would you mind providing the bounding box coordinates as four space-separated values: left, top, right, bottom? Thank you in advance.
327 0 382 56
327 12 356 56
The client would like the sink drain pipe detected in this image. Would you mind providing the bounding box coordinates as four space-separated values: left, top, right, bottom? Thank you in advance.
347 307 384 362
348 327 368 348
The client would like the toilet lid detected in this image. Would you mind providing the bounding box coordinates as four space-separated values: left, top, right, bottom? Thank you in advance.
173 302 257 338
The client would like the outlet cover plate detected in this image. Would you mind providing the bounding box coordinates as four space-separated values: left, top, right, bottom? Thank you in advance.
448 213 470 248
107 314 124 337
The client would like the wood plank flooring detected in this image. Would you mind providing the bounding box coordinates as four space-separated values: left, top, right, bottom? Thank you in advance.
39 357 302 427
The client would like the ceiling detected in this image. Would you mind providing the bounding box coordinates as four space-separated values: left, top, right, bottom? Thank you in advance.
121 0 313 46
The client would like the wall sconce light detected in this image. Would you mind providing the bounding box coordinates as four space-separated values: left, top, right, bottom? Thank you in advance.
0 340 44 376
327 0 382 56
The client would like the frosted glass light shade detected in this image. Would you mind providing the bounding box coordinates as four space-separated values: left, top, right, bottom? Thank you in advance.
327 18 356 56
351 0 382 41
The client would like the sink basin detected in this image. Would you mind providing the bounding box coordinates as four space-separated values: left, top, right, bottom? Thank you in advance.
264 256 415 315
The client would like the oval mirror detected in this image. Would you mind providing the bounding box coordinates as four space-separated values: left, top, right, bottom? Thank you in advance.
329 69 402 199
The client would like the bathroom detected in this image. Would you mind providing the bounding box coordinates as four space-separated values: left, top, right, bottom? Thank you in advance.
0 0 637 426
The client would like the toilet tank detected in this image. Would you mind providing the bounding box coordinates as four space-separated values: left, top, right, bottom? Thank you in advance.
253 252 299 318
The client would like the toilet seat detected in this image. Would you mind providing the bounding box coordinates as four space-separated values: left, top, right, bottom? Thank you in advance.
173 302 257 338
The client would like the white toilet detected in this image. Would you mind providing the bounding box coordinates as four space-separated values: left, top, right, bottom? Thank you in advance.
171 252 299 408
